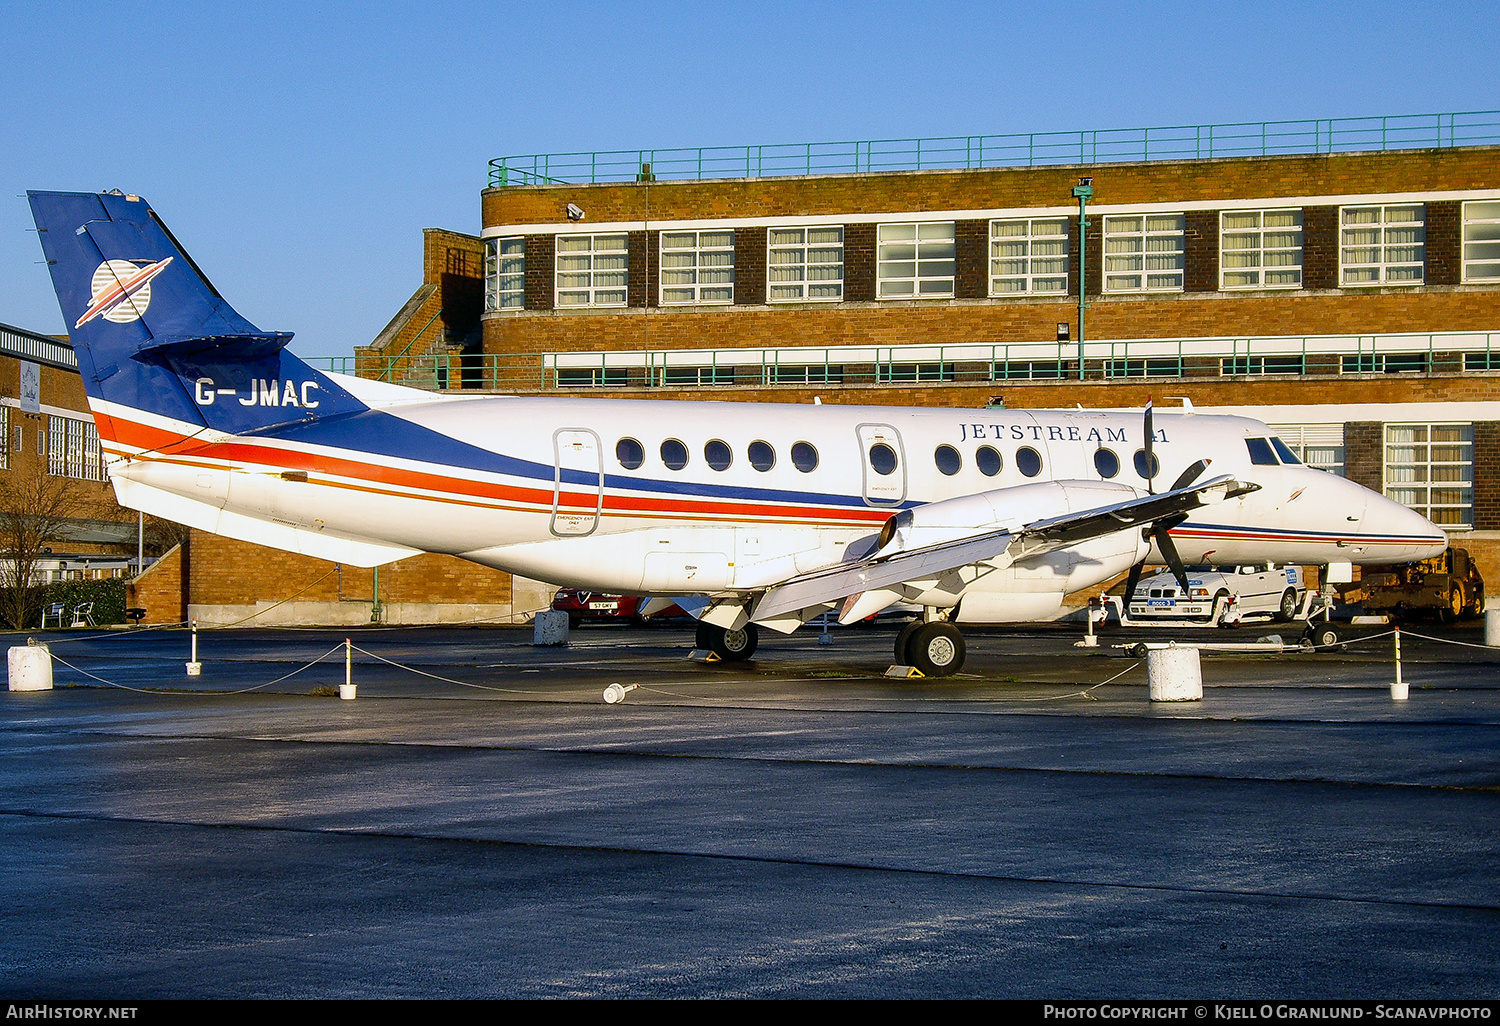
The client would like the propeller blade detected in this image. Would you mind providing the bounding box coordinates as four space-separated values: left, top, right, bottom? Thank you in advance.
1143 401 1155 493
1169 458 1210 492
1153 521 1191 593
1124 559 1145 605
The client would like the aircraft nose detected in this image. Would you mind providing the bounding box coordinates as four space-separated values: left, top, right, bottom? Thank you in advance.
1364 488 1449 559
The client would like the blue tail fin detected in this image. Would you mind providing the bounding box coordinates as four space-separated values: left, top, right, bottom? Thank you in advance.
28 190 366 436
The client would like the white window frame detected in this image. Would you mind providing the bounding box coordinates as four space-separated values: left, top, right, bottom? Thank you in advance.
1103 214 1185 293
0 406 8 471
485 236 525 311
46 415 101 482
555 234 628 308
877 222 955 299
660 230 735 305
989 217 1069 296
1268 424 1344 476
1384 422 1472 529
767 226 843 302
1340 204 1425 286
1220 209 1303 290
1462 199 1500 283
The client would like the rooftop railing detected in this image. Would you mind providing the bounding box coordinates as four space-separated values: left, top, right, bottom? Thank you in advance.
489 110 1500 188
308 330 1500 393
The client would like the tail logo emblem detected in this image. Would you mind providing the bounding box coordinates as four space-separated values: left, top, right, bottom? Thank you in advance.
75 257 173 328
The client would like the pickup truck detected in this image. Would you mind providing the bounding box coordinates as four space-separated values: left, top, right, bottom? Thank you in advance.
1127 563 1305 623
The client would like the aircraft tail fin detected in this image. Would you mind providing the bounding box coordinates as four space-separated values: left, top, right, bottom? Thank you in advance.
27 190 366 437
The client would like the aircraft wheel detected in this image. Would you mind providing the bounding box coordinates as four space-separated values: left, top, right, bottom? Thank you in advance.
695 622 715 650
894 619 923 665
1277 589 1298 621
907 622 965 677
1210 591 1231 625
710 623 758 661
1305 623 1341 650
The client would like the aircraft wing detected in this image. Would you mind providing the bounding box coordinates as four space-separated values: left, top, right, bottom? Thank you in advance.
752 474 1254 622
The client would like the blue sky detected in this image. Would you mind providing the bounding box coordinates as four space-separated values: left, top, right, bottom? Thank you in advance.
3 0 1496 358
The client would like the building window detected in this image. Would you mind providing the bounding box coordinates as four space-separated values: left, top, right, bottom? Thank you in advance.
556 367 629 388
989 218 1069 295
1463 200 1500 283
1103 358 1183 378
1341 205 1424 286
1221 209 1303 289
1385 424 1471 528
663 366 736 386
661 230 734 305
1103 214 1184 293
877 223 955 298
0 407 8 470
768 227 843 302
992 361 1068 380
1340 353 1427 374
878 362 954 383
1221 355 1306 375
556 234 628 307
1268 424 1345 476
767 365 844 384
485 237 525 310
47 415 100 481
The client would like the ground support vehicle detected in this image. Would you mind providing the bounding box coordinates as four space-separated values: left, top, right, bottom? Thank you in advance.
1358 548 1484 622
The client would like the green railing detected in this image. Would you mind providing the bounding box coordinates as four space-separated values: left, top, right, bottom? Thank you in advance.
488 110 1500 188
309 331 1500 392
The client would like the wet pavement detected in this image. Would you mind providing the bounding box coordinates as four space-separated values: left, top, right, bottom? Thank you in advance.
1 620 1496 998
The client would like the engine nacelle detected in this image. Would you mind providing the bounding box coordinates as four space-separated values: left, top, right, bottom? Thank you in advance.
876 480 1144 556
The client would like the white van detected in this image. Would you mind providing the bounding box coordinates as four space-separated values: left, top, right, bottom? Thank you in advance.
1128 564 1305 623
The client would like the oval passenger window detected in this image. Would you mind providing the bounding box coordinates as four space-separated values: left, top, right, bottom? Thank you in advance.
705 439 732 471
748 440 776 472
661 439 688 470
869 442 898 476
616 437 644 469
976 446 1002 476
1016 446 1042 477
934 445 961 476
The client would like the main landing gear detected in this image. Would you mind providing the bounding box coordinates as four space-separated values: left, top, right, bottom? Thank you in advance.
894 616 967 677
696 622 759 661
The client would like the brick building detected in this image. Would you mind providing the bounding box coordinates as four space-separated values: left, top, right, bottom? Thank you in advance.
379 114 1500 582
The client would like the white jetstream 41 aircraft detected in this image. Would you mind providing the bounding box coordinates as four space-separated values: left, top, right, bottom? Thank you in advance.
28 191 1446 675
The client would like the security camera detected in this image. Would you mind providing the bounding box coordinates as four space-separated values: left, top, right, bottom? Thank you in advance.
566 203 585 221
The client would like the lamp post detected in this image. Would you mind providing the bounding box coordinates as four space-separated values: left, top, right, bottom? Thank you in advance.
1072 177 1093 381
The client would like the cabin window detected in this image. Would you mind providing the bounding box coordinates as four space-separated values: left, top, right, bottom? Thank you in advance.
661 439 689 470
869 443 898 476
934 445 961 476
1016 446 1043 478
748 440 776 472
705 439 732 471
616 438 644 469
976 446 1002 477
1133 449 1161 479
791 441 819 473
1245 438 1279 466
1094 448 1120 479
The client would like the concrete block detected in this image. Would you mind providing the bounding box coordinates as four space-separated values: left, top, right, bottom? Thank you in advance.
8 644 53 691
1147 646 1203 702
533 609 570 646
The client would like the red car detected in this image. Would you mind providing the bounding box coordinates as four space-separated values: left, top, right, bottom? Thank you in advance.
552 590 645 627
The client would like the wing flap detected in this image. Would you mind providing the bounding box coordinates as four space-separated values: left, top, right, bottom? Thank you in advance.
752 475 1254 623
